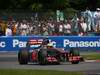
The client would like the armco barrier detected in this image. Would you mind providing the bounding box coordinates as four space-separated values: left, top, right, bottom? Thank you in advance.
0 36 100 51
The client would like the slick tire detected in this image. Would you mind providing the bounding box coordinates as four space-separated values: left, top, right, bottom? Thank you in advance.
18 49 29 65
38 49 47 65
71 61 79 64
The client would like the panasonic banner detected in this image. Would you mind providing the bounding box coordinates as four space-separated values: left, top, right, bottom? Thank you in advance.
0 36 100 51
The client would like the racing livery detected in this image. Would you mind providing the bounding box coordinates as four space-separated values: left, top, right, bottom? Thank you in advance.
18 38 81 65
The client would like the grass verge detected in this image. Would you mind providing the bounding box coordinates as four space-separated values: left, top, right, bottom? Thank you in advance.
0 69 83 75
81 52 100 60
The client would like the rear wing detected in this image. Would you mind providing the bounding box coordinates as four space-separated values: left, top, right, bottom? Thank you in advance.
28 39 43 45
27 39 43 49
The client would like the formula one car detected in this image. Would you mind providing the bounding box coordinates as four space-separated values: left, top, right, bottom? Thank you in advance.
18 38 81 65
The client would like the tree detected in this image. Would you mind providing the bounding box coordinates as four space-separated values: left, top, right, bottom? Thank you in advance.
63 8 77 19
69 0 87 11
31 3 42 12
0 0 100 12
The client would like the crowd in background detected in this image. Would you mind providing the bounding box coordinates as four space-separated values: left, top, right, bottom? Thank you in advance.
0 8 100 36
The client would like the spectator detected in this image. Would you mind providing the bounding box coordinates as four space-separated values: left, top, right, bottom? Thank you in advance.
5 26 12 36
42 24 49 36
20 30 27 36
28 22 34 35
63 19 72 36
58 22 63 35
0 24 3 36
37 22 42 35
1 21 7 36
48 21 55 35
54 22 59 35
94 8 100 32
78 17 88 36
84 8 94 32
19 20 29 35
12 21 17 35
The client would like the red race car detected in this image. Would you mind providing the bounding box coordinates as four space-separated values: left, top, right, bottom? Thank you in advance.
18 39 81 65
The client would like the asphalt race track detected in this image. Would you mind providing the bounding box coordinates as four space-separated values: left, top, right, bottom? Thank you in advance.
0 52 100 74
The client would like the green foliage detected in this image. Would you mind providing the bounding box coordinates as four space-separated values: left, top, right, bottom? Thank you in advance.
96 0 100 8
53 0 70 10
63 8 77 19
31 3 42 12
0 0 100 13
69 0 87 10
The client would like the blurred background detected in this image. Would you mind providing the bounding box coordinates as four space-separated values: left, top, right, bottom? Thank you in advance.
0 0 100 36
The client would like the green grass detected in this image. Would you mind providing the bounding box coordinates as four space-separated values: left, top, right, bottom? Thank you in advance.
81 52 100 60
0 69 83 75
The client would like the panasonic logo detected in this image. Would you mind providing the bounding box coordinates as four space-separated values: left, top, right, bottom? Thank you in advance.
0 41 6 48
64 39 100 47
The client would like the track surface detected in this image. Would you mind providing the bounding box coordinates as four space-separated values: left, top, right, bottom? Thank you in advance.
0 52 100 74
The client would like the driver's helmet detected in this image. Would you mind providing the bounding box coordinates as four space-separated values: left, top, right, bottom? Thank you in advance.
47 43 53 48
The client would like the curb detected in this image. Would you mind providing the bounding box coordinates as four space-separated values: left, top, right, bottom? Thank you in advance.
95 60 100 62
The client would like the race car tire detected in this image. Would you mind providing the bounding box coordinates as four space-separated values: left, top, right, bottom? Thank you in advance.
71 61 79 64
38 49 47 65
69 48 80 56
18 49 29 64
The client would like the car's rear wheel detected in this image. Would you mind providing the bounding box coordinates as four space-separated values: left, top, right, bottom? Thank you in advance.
69 48 80 56
38 49 47 65
69 48 80 64
18 49 29 64
71 61 79 64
